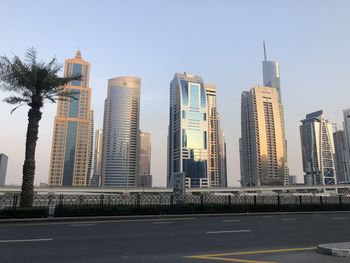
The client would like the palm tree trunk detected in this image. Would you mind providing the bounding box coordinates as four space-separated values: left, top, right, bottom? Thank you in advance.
20 107 42 208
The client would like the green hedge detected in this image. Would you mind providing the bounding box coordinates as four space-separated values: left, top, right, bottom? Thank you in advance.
53 203 350 217
0 207 49 218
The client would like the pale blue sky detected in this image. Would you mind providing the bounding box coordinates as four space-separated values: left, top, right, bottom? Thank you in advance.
1 0 350 186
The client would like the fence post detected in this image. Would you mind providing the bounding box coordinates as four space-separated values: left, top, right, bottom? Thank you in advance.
170 194 174 206
299 196 302 208
254 195 257 207
277 195 280 209
100 194 104 209
228 195 232 208
320 196 323 208
136 193 141 208
339 195 343 209
59 194 64 208
200 194 204 209
12 194 18 209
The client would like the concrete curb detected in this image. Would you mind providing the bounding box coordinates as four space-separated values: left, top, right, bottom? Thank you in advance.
317 242 350 257
2 210 350 224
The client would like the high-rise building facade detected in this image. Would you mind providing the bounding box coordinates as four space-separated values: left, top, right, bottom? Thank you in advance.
240 86 288 186
343 109 350 182
138 131 152 187
205 85 227 187
49 51 92 186
333 129 349 183
167 72 209 188
101 77 140 187
205 84 219 187
217 113 228 187
262 42 289 184
91 129 103 186
86 110 94 186
300 110 337 185
0 153 8 186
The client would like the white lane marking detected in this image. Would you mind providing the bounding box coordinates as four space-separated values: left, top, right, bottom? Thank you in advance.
221 219 241 222
281 218 296 221
152 221 173 224
207 230 251 234
331 217 345 220
68 224 95 227
0 238 53 243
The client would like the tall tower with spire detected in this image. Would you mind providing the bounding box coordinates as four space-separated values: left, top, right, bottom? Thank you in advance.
262 42 289 184
239 43 289 187
49 51 93 186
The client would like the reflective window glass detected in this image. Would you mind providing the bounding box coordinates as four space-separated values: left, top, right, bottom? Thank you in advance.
71 63 82 86
189 83 200 109
69 90 80 117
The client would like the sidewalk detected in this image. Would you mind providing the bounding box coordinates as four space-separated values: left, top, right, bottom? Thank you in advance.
318 242 350 257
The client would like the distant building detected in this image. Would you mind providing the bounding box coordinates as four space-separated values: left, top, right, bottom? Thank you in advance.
101 76 141 187
288 175 297 185
0 153 8 186
86 110 94 186
91 129 103 186
138 131 152 188
343 109 350 182
217 113 228 187
300 110 337 185
240 86 288 187
333 130 349 183
49 51 93 186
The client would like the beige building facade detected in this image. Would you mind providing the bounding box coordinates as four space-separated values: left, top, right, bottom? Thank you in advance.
49 51 93 186
240 86 288 186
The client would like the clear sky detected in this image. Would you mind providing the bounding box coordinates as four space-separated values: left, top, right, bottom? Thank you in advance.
1 0 350 187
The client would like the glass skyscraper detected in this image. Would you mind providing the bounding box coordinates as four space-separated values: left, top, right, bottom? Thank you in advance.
300 110 337 185
101 76 140 187
342 108 350 182
49 51 93 186
168 72 209 188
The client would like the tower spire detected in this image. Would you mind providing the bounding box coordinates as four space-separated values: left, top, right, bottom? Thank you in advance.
263 40 267 61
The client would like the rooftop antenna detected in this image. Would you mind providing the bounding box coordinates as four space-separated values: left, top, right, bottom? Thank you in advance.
263 40 267 61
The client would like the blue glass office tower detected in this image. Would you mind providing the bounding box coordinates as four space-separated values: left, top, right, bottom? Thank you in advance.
167 73 209 188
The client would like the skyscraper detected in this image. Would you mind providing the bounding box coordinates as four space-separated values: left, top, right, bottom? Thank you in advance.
333 129 349 183
0 153 8 186
168 72 209 188
49 51 92 186
343 109 350 181
262 42 289 184
101 76 140 187
205 84 227 187
86 109 94 186
205 84 219 187
217 113 228 187
91 129 103 187
300 110 337 185
240 86 288 186
138 131 152 188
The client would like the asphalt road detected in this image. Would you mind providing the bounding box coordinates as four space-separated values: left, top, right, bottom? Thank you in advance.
1 213 350 262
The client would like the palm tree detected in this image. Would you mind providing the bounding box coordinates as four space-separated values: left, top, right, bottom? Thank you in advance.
0 48 80 207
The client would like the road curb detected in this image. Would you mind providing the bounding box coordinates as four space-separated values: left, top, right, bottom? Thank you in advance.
317 242 350 257
1 210 350 224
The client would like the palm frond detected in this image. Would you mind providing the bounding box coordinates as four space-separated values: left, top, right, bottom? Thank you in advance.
10 103 26 114
3 96 30 105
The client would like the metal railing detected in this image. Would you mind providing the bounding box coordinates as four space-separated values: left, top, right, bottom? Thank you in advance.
1 193 350 216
